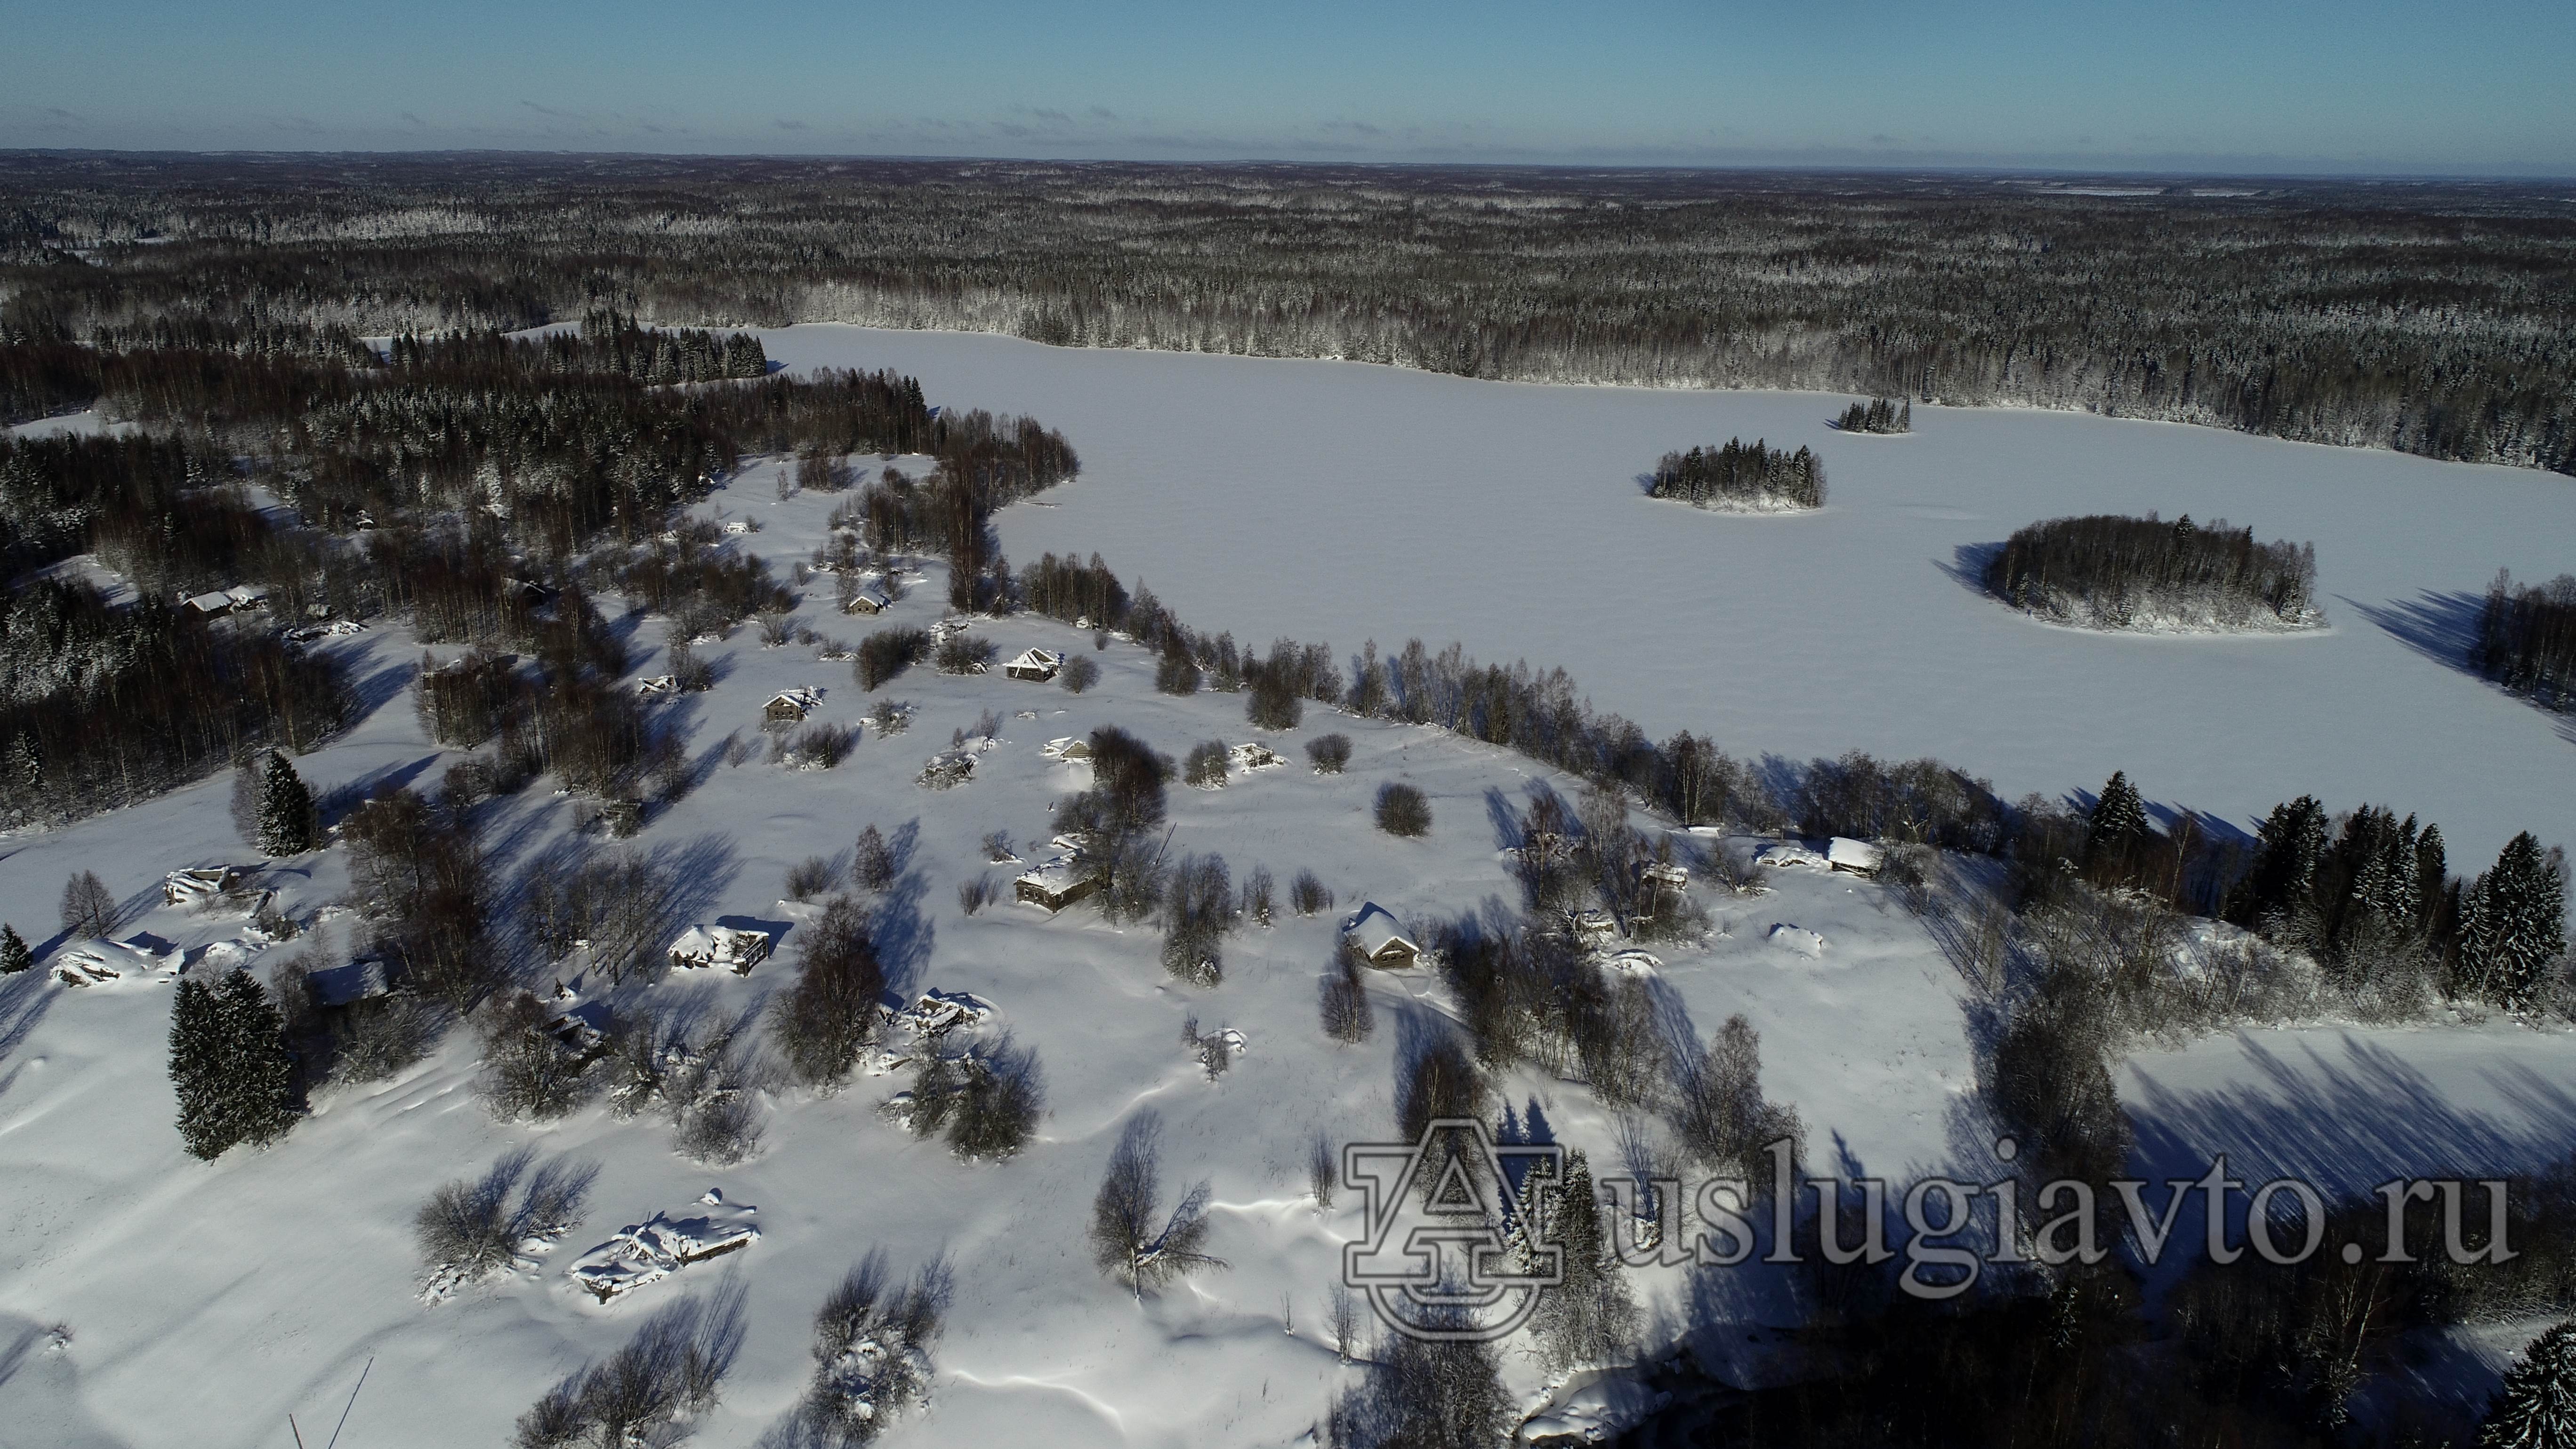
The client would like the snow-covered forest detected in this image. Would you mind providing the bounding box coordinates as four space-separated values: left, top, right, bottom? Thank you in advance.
1984 512 2321 632
3 155 2574 474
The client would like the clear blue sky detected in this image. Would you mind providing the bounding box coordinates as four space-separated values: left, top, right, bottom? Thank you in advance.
6 0 2569 175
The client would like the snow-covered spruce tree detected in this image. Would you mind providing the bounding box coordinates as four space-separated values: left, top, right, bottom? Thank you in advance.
0 923 31 974
169 969 298 1159
257 752 314 856
2483 1319 2576 1449
2080 771 2151 878
2461 833 2569 1010
2235 794 2331 931
1522 1149 1636 1378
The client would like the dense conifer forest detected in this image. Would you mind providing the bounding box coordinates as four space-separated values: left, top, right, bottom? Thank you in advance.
2 154 2573 473
1985 512 2321 630
1647 438 1825 510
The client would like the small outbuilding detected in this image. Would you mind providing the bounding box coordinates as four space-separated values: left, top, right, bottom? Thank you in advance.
1016 855 1101 912
1041 736 1094 763
1344 903 1421 968
764 687 823 724
163 866 241 907
182 591 237 618
1003 648 1064 683
668 925 773 975
637 675 678 695
1826 837 1884 876
843 584 893 615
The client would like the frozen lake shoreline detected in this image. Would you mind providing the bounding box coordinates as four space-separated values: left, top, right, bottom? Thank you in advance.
760 324 2576 859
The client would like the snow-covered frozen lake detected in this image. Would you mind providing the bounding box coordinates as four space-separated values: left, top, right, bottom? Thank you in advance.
762 326 2576 861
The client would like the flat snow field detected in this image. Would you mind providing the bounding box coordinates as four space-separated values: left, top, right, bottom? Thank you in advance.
759 325 2576 861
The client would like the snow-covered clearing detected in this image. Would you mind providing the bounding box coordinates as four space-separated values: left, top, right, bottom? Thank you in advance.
755 325 2576 861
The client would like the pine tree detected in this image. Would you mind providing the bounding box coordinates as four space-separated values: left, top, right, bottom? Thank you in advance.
2462 833 2569 1010
0 924 31 974
258 753 314 856
2483 1319 2576 1449
169 968 298 1160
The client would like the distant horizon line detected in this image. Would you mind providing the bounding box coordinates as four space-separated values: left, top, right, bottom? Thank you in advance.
4 145 2570 188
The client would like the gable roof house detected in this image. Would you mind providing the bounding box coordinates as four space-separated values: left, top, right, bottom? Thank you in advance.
764 687 823 724
1344 903 1421 968
843 584 893 615
1003 648 1064 682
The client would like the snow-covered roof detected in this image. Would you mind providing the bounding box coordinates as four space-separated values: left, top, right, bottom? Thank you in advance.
1754 842 1830 871
1827 837 1884 873
1005 648 1063 671
222 584 268 606
765 687 823 715
1042 736 1092 761
1017 855 1096 894
1344 903 1418 959
637 675 677 693
566 1197 761 1302
163 867 235 903
668 925 772 970
183 591 233 613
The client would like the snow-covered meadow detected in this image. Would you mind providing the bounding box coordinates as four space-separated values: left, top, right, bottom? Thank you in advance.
755 325 2576 861
3 349 2573 1447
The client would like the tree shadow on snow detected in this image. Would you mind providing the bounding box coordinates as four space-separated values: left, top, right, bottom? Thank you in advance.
2348 589 2576 745
1936 541 2005 602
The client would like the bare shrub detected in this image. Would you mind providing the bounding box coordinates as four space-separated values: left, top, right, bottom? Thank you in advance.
776 721 859 770
1676 1014 1805 1183
1569 974 1670 1110
1090 1112 1226 1297
785 855 843 902
1240 866 1275 927
667 1027 765 1165
900 1037 1044 1161
867 699 910 736
1309 1133 1339 1208
510 1285 745 1449
1291 869 1334 916
771 897 884 1091
757 612 796 648
852 824 898 892
1306 733 1352 774
1327 1312 1511 1449
856 627 930 690
1161 853 1233 987
934 634 997 674
981 829 1017 863
1327 1283 1361 1361
1058 654 1100 693
480 990 595 1122
957 875 993 915
1375 782 1432 838
796 1255 948 1446
1183 739 1230 789
1320 950 1376 1045
416 1148 594 1301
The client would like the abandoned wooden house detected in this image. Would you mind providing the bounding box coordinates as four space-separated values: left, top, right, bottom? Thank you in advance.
1041 736 1094 763
1015 855 1102 912
1344 903 1421 968
1002 648 1064 682
1826 837 1884 876
843 583 893 615
764 687 823 724
667 925 773 974
162 866 240 907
